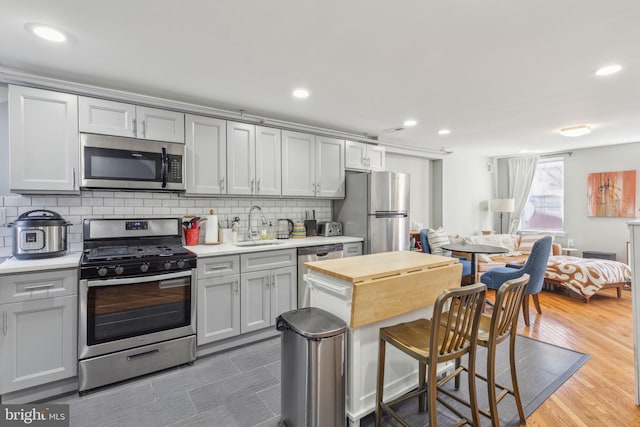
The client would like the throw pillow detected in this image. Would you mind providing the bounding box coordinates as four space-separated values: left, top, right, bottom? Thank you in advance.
427 227 452 256
518 234 553 254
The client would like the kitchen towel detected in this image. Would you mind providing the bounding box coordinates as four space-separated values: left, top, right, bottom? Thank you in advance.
205 209 219 244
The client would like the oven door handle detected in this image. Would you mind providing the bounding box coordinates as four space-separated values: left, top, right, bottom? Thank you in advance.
86 270 192 287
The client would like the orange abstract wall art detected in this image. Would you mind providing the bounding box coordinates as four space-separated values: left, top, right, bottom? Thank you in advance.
587 170 637 217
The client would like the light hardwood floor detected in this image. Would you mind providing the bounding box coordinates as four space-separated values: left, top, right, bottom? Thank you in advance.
512 286 640 426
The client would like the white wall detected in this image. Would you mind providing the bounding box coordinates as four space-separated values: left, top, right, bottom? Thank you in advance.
442 151 493 236
385 152 431 229
564 142 640 262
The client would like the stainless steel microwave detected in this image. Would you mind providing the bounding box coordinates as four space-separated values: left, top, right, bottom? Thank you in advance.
80 133 186 191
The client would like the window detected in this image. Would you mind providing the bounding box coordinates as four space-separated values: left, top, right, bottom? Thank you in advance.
520 157 564 231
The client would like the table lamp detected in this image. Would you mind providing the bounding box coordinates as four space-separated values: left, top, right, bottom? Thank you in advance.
491 198 515 234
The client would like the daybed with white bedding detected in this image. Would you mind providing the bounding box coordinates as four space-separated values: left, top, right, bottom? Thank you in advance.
424 229 632 302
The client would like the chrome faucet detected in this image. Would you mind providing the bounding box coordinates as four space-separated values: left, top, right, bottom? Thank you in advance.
247 205 267 240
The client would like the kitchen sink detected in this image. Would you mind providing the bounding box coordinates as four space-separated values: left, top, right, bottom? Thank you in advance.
233 241 285 247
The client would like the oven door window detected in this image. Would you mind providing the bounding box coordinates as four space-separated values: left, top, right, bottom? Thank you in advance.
84 146 162 182
87 276 191 345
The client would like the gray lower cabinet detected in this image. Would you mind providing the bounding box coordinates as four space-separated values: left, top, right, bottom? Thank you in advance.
197 255 240 345
240 265 296 333
197 249 296 344
0 269 78 395
197 275 240 344
240 249 296 333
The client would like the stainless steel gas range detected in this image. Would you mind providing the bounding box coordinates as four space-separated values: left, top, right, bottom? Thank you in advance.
78 218 197 392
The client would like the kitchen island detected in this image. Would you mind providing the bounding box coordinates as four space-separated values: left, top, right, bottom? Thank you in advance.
304 251 462 427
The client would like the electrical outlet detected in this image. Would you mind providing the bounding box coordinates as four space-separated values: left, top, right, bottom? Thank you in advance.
0 208 6 227
567 238 574 248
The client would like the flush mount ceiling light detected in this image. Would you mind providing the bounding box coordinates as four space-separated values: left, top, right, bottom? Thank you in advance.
26 23 67 42
595 64 623 77
292 88 310 99
560 125 591 137
403 119 417 127
437 129 451 135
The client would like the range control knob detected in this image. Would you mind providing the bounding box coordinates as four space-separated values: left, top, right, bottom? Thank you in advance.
140 263 150 273
115 265 124 275
163 261 172 270
177 260 185 269
97 267 108 277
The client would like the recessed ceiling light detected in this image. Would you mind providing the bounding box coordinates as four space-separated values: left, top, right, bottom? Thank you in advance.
437 129 451 135
26 24 67 42
560 125 591 137
403 119 417 127
595 64 622 76
292 88 310 99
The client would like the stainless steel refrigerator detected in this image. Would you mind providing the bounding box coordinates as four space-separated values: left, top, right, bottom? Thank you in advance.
333 171 410 254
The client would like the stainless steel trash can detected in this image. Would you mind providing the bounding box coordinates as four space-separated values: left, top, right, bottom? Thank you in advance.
276 307 346 427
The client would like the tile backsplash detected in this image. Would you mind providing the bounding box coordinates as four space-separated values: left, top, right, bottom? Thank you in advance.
0 191 332 257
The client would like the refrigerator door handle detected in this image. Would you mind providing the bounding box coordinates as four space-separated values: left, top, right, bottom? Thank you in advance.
374 211 408 218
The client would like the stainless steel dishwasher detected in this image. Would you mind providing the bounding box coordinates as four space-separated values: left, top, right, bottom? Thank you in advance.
297 244 343 308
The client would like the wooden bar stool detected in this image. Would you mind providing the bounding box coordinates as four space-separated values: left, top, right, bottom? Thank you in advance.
441 275 530 427
375 283 487 427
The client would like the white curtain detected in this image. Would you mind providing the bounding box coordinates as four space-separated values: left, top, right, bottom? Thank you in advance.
507 156 539 234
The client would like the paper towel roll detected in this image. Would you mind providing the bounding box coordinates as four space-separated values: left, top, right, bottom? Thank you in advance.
205 209 219 244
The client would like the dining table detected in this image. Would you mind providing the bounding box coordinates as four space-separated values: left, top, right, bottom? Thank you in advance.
441 242 509 283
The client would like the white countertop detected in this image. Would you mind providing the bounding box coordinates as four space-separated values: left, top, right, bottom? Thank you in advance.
188 236 364 257
0 253 83 275
0 236 364 274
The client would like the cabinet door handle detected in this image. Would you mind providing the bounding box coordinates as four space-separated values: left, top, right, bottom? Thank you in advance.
72 168 76 190
265 276 270 288
132 118 137 135
220 177 225 191
251 179 255 194
141 120 146 138
271 272 275 287
256 179 260 193
2 311 6 336
234 280 239 294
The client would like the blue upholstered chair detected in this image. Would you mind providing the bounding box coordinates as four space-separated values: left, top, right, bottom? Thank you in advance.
480 236 552 326
420 229 472 283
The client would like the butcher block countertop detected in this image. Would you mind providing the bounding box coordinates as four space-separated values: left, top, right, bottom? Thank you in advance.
304 250 457 283
305 251 463 328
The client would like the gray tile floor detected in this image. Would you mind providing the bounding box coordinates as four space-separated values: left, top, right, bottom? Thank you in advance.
49 337 283 427
46 334 576 427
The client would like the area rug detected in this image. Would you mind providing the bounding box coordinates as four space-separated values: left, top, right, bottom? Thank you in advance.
364 335 590 426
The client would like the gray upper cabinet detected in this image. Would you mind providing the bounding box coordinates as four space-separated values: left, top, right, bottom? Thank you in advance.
255 126 282 196
316 135 345 198
79 96 185 143
282 131 316 197
345 140 385 171
185 114 227 195
227 122 282 196
8 85 79 194
227 121 256 196
282 131 344 198
78 97 135 137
